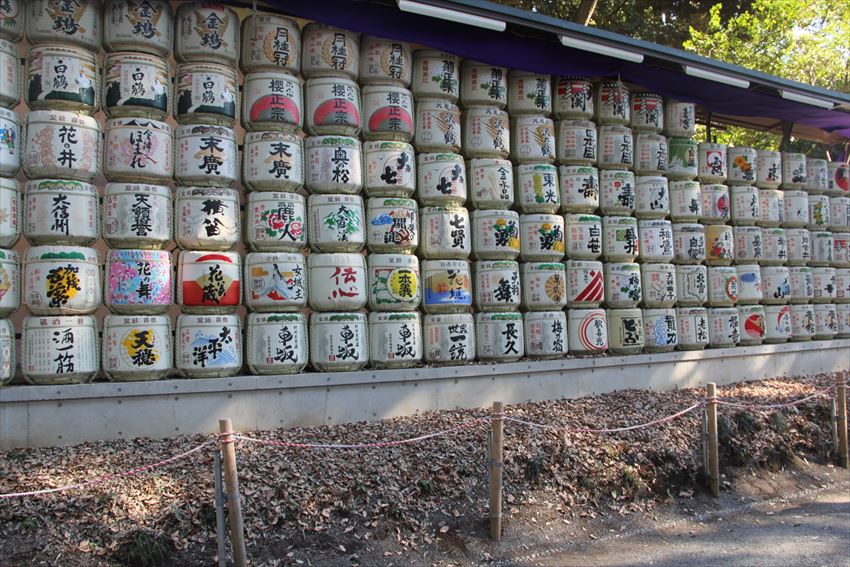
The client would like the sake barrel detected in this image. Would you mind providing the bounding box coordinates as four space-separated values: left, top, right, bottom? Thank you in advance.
243 252 307 313
414 99 461 153
758 189 785 227
368 253 420 312
245 191 307 252
0 108 20 177
641 263 677 308
568 308 608 354
676 307 709 350
698 143 727 183
0 249 19 317
733 226 764 264
242 131 304 192
520 262 567 311
669 180 702 222
174 187 240 251
783 190 810 228
762 265 791 304
369 311 422 368
838 303 850 337
104 118 173 183
105 249 171 314
359 36 412 87
246 313 308 375
642 308 678 352
738 304 765 345
307 253 367 311
174 2 239 64
813 303 837 339
829 197 850 230
471 209 520 260
554 77 594 120
807 194 831 229
243 71 303 133
781 152 807 190
174 124 238 187
0 318 13 385
174 62 238 126
602 215 639 262
565 259 604 308
565 214 602 260
304 76 361 136
462 106 509 159
0 39 19 110
104 0 173 56
239 13 301 74
177 250 241 313
175 313 241 378
23 110 100 182
417 152 467 205
308 193 366 253
833 268 849 303
631 92 663 133
790 303 815 341
805 159 828 194
520 214 565 261
812 266 836 303
756 151 782 189
598 125 634 170
412 50 459 102
24 179 98 246
763 304 792 343
707 266 738 307
827 161 849 197
24 246 100 315
705 224 734 266
302 22 360 79
102 314 171 381
361 85 414 142
0 1 24 41
676 264 708 306
604 262 642 308
364 141 416 197
834 233 850 267
606 308 644 354
102 52 170 120
599 169 635 215
309 312 368 371
672 223 706 264
559 165 599 213
102 183 171 249
595 80 629 125
22 315 98 384
638 219 674 263
468 158 514 210
708 307 740 347
421 259 471 313
305 135 363 194
25 44 98 114
700 184 730 224
508 71 552 116
475 312 525 362
524 311 569 359
730 185 760 225
634 133 667 176
366 197 418 253
667 138 698 180
0 178 20 249
555 119 596 165
417 206 470 260
727 146 757 186
422 313 475 364
664 100 695 138
474 260 520 312
788 266 813 304
635 176 669 219
514 163 560 213
511 115 555 164
811 231 834 266
461 60 508 108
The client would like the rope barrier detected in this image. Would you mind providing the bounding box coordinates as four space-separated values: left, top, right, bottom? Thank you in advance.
503 402 703 434
715 382 838 411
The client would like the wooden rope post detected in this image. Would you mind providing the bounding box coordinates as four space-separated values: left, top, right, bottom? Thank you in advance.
489 402 504 541
706 383 720 497
219 419 248 567
837 374 849 469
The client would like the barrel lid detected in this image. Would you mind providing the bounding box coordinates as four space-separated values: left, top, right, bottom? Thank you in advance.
368 196 417 208
25 245 98 263
516 163 557 173
422 258 469 269
176 123 236 138
306 135 360 148
106 117 172 132
25 179 97 194
363 140 414 152
177 312 241 325
248 312 305 324
0 248 18 261
179 250 240 263
247 191 305 203
176 186 240 198
245 251 304 263
0 177 18 191
177 61 238 75
311 311 367 323
105 183 171 196
307 252 366 267
24 315 97 328
475 311 522 322
26 110 100 129
369 311 420 323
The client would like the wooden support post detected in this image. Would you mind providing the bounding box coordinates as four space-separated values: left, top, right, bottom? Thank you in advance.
837 374 849 469
489 402 504 541
213 449 227 567
219 419 248 567
706 383 720 497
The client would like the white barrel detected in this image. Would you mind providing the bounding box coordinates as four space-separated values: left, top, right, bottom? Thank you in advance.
304 76 361 136
244 252 307 313
727 146 757 186
301 22 359 79
524 311 568 359
175 313 241 378
568 308 608 354
634 133 667 175
602 216 639 262
102 183 171 249
671 223 705 264
811 231 834 266
790 303 815 341
635 176 669 219
705 224 735 266
25 44 99 114
511 115 555 164
363 141 415 198
829 197 850 230
309 312 368 372
813 303 837 339
564 213 602 260
781 152 807 190
698 143 728 183
462 106 509 159
476 312 524 362
565 259 604 308
245 191 307 252
676 264 708 306
520 214 565 261
24 246 100 315
788 266 813 304
174 187 239 251
369 311 422 368
418 206 470 259
246 313 308 375
414 99 461 153
239 13 300 74
805 159 828 194
764 304 792 343
730 185 760 225
606 308 644 354
0 318 12 385
554 77 593 120
756 151 782 189
174 62 238 126
812 266 836 303
24 179 98 246
174 124 237 187
631 92 663 133
700 184 731 224
359 36 411 86
22 315 98 384
174 2 238 65
474 260 520 312
368 253 420 311
676 307 709 350
305 135 363 194
667 138 698 180
733 226 764 264
423 313 475 365
641 263 676 308
0 2 23 41
243 131 304 192
307 253 367 311
758 189 785 227
0 108 20 176
836 266 850 301
105 249 171 314
102 314 171 381
412 50 459 102
461 60 507 108
596 81 629 125
762 265 791 304
366 197 418 253
782 190 810 228
669 180 702 222
103 0 173 56
665 100 695 137
604 262 642 308
102 52 170 120
598 125 634 170
555 119 596 165
521 262 566 311
708 307 740 347
0 39 19 110
361 85 414 142
707 266 738 307
243 71 303 133
559 165 598 213
643 308 678 352
468 158 514 210
0 249 19 317
835 233 850 267
24 110 100 182
104 118 173 183
599 169 635 214
421 259 471 313
787 228 811 266
417 152 467 205
738 304 765 345
308 193 365 253
838 303 850 337
512 163 559 214
471 209 520 260
0 178 20 249
638 219 674 263
827 162 849 197
807 194 830 229
508 71 551 116
177 250 241 313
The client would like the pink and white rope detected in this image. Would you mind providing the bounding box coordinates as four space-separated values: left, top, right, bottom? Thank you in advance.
715 385 836 411
503 402 703 434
